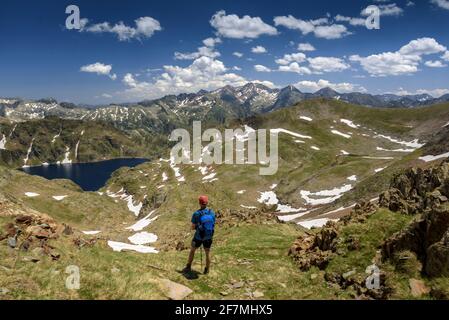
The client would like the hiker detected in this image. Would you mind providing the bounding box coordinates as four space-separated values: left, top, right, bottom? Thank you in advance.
183 195 216 275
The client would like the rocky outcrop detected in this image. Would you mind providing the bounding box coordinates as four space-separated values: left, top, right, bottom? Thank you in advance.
215 207 277 227
379 160 449 215
380 161 449 277
289 200 379 272
288 222 339 271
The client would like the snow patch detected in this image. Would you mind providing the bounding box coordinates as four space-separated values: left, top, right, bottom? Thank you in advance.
237 190 246 194
375 167 386 173
300 184 353 206
52 195 67 201
270 128 312 140
25 192 40 197
128 232 158 245
300 116 313 122
376 147 415 153
311 146 320 151
347 175 357 181
331 130 351 139
298 218 336 229
0 135 7 150
375 134 423 149
419 152 449 163
340 119 359 129
126 211 158 232
107 241 158 254
83 231 101 235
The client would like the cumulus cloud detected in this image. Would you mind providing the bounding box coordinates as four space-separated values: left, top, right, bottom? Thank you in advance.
350 37 448 76
361 3 403 16
274 15 350 39
431 0 449 10
334 15 366 26
297 43 316 51
294 79 367 93
425 60 447 68
278 63 312 75
442 51 449 61
275 52 349 74
275 52 307 65
399 37 447 55
210 10 278 39
203 37 222 47
80 62 117 80
307 56 350 73
80 17 162 41
395 87 449 98
174 46 220 60
252 46 267 54
233 52 244 58
119 56 269 100
254 65 271 72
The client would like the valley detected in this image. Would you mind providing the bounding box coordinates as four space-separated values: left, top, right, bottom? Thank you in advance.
1 88 449 300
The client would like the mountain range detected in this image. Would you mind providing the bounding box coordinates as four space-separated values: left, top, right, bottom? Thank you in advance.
2 83 449 134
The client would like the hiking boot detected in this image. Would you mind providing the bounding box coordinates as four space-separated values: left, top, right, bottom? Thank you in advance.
182 265 192 274
203 267 209 275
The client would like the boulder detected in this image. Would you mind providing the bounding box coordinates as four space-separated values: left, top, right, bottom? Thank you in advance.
409 279 430 297
157 279 193 300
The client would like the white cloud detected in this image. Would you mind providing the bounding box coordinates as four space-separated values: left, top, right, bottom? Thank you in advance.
275 53 348 74
307 56 350 73
274 15 350 39
334 15 366 26
278 63 312 75
203 37 222 47
210 10 278 39
399 37 447 55
275 52 306 65
80 62 117 80
350 37 448 76
425 60 447 68
362 3 403 16
232 66 242 71
395 87 449 98
252 46 267 54
101 93 113 98
442 51 449 61
80 17 162 41
254 65 271 72
294 79 367 93
174 46 220 60
119 56 269 100
297 43 316 51
431 0 449 10
253 80 277 88
233 52 244 58
313 24 350 39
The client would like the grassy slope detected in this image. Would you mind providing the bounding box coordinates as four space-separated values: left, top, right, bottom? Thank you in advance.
0 117 166 168
2 100 449 299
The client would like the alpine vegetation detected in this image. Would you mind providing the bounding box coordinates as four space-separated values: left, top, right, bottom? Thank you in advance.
170 121 279 175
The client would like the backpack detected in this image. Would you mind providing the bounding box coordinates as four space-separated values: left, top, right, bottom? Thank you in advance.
198 209 215 240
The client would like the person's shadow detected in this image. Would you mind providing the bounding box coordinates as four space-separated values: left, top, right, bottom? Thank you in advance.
177 269 201 280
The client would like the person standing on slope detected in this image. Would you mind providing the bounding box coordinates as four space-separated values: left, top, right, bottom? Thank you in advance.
183 195 216 275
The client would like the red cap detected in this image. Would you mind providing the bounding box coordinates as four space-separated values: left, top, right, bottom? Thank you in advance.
199 195 209 205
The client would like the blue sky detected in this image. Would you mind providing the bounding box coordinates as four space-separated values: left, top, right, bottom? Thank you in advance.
1 0 449 104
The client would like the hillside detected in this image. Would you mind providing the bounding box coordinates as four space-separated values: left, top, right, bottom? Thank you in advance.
0 117 166 168
1 99 449 299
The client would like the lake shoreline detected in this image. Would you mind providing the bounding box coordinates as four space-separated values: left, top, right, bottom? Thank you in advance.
19 157 151 192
